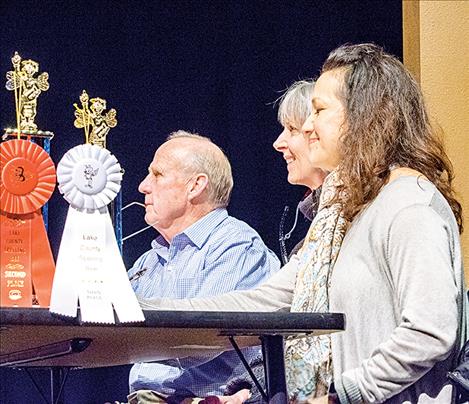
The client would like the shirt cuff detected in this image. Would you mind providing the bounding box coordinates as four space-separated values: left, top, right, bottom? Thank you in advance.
334 373 364 404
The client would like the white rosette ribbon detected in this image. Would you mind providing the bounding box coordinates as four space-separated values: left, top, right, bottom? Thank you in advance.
50 144 144 323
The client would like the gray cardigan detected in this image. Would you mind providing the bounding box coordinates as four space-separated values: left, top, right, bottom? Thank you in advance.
140 176 465 403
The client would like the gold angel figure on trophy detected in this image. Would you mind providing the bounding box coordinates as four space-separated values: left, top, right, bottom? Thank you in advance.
73 90 117 148
5 52 50 132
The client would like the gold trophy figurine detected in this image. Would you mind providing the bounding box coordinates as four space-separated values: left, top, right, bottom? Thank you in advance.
73 90 117 148
5 52 50 134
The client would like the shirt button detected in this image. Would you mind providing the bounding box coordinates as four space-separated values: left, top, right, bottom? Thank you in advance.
166 264 173 271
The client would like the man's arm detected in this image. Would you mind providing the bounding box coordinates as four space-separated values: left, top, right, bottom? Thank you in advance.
138 254 299 312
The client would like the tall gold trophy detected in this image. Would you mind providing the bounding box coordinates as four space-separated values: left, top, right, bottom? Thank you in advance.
0 52 56 307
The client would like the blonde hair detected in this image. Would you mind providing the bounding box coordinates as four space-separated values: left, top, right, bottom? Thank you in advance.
277 79 315 129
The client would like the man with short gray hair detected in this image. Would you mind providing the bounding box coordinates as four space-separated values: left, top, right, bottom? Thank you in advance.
127 131 280 402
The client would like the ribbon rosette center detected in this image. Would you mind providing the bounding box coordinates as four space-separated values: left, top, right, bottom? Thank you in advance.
2 157 39 196
72 158 107 195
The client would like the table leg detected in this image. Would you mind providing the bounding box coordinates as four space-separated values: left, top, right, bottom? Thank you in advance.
50 368 66 404
261 335 287 404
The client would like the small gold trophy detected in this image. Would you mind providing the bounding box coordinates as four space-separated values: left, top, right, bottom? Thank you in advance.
73 90 117 148
50 91 142 323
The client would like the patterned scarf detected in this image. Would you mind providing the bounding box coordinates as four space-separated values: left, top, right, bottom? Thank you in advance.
284 170 348 401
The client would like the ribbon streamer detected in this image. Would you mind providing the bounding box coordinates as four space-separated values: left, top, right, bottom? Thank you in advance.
50 144 144 323
0 139 56 307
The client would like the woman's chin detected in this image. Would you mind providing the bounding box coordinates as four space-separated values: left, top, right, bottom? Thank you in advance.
287 175 301 186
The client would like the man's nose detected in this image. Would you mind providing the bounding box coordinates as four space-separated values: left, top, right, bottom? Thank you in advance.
138 175 150 194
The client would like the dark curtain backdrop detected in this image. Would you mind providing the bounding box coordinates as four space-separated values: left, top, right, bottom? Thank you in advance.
0 1 402 402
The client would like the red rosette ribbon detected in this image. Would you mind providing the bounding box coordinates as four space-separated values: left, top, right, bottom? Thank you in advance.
0 139 56 307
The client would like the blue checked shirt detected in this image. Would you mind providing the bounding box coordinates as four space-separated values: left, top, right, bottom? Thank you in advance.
128 208 280 396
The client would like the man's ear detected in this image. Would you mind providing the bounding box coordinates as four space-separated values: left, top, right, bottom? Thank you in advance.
188 173 209 201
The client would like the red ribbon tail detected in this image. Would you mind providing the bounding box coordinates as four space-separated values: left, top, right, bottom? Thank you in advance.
31 211 55 307
0 211 55 307
0 212 33 307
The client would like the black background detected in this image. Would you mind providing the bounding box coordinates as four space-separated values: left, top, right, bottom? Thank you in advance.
0 1 402 402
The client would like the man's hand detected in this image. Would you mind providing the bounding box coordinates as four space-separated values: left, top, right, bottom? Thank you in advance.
217 389 251 404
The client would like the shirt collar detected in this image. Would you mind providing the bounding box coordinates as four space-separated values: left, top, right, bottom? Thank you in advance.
150 208 228 253
150 234 170 261
182 208 228 248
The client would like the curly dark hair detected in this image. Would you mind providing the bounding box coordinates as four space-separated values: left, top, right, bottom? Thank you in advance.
321 43 463 232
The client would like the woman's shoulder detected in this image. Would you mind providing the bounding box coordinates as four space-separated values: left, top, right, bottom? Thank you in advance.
357 175 442 221
380 175 436 204
374 175 456 228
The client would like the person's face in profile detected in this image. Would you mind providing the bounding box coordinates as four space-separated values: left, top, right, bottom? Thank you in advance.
302 69 345 172
138 141 192 239
273 121 327 190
